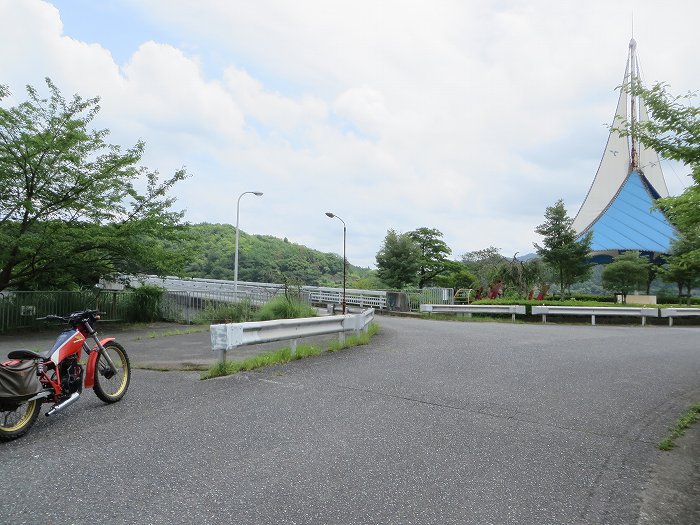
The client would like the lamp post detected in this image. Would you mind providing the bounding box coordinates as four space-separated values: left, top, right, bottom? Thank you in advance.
325 212 346 314
234 191 263 299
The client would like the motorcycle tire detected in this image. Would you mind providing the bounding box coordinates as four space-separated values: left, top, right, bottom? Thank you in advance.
0 399 40 441
93 341 131 403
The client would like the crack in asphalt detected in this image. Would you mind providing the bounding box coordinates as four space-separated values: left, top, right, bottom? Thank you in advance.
333 382 658 445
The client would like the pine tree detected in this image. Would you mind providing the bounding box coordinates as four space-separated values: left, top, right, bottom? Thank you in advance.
534 199 592 298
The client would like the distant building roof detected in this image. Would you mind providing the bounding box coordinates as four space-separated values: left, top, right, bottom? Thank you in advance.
579 170 676 253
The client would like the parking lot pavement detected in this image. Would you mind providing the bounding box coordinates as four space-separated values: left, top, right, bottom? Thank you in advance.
1 316 698 523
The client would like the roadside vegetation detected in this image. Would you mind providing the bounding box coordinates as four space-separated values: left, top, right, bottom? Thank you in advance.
659 402 700 451
254 295 317 321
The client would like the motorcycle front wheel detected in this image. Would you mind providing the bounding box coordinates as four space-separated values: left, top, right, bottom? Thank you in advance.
0 399 40 441
93 341 131 403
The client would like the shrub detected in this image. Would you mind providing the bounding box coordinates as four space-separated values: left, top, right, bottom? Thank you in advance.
255 295 316 321
126 285 165 323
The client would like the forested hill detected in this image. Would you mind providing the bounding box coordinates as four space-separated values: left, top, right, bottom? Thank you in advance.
183 223 376 287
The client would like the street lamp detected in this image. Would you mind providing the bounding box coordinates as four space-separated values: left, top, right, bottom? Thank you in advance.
234 191 263 298
325 212 346 314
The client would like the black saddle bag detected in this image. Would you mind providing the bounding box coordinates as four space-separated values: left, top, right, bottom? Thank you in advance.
0 360 42 407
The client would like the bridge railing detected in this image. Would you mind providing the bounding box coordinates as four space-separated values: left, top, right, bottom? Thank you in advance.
129 275 389 310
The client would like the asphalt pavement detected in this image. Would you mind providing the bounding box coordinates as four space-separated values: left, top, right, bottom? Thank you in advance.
1 316 698 524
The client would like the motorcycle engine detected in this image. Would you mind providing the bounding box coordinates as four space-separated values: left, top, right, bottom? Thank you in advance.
59 356 83 396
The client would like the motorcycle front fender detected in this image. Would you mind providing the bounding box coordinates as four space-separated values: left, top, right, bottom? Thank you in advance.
84 337 116 389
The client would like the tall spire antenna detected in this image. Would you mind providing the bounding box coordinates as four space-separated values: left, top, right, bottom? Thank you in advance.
632 11 634 39
629 37 639 169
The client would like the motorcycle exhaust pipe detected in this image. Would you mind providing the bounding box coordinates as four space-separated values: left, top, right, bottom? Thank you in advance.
46 392 80 417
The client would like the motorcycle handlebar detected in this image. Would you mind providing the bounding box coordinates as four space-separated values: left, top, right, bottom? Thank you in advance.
36 314 67 322
36 310 101 323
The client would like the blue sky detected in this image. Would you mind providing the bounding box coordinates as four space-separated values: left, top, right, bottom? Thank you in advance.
1 0 697 268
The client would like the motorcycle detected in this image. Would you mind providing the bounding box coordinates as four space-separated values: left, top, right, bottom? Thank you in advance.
0 310 130 441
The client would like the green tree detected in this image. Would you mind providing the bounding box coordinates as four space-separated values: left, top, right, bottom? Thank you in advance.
620 81 699 166
522 258 547 298
617 81 700 298
496 255 547 298
407 227 452 287
461 246 506 289
625 81 699 237
615 82 700 296
432 260 477 290
534 199 592 298
0 79 188 291
375 229 420 289
660 236 700 304
182 223 373 287
601 251 650 303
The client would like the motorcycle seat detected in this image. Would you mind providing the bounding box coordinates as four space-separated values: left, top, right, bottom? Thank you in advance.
7 349 51 360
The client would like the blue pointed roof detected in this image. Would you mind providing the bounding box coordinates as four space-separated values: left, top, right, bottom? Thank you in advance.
578 170 676 253
573 40 676 263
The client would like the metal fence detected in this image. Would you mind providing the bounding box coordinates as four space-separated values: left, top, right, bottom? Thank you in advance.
160 290 267 324
421 287 455 305
128 276 388 311
0 281 457 332
0 290 133 332
0 290 271 331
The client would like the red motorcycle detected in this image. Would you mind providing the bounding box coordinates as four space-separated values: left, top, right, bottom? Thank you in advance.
0 310 130 441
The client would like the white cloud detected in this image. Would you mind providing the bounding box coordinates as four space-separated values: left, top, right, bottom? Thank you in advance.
333 87 389 137
1 0 698 267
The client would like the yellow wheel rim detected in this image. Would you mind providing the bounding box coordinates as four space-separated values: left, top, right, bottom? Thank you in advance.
1 401 37 432
100 348 129 397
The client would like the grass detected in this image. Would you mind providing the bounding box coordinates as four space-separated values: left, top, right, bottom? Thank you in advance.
254 295 317 321
201 322 380 379
134 327 208 340
201 345 322 379
328 322 380 352
658 402 700 451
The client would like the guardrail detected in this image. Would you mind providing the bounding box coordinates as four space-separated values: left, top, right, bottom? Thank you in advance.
532 305 658 326
210 308 375 362
659 308 700 327
420 304 526 321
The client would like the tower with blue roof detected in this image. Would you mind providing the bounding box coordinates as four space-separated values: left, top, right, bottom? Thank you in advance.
572 39 676 263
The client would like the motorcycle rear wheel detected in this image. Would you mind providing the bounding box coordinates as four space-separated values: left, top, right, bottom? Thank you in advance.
93 341 131 403
0 399 40 441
